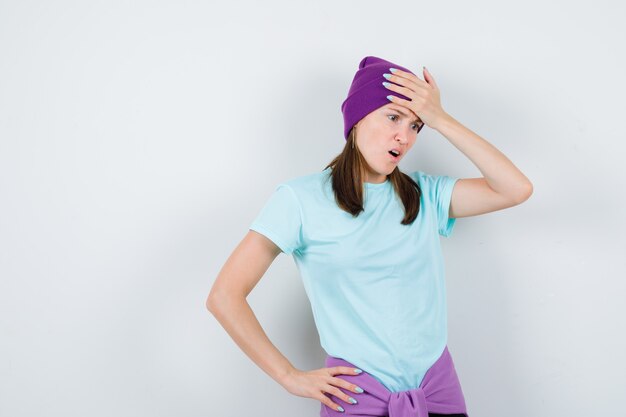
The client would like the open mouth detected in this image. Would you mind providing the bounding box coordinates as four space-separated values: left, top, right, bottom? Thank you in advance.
388 149 400 161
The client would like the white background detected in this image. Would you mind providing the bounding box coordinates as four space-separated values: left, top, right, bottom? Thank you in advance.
1 1 625 416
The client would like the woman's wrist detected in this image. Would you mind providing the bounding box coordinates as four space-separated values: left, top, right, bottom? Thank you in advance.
276 365 299 388
431 111 455 132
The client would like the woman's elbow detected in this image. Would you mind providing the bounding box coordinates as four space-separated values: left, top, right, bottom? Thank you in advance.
514 181 534 204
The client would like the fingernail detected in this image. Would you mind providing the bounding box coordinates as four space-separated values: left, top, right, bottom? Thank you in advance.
337 406 344 412
382 81 390 88
389 67 398 73
355 386 364 393
386 95 393 101
348 397 357 404
383 73 392 80
354 368 363 373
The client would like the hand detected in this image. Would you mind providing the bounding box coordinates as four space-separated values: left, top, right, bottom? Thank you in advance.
383 66 449 130
281 366 364 412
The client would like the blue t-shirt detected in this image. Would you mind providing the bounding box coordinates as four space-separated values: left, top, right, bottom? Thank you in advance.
249 166 459 393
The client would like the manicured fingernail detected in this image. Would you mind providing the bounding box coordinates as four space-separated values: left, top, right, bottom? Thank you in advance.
389 67 398 73
382 81 390 88
386 95 393 101
383 73 392 80
354 368 362 373
348 397 357 404
355 386 364 393
337 406 344 412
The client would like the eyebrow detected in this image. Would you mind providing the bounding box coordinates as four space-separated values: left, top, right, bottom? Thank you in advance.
388 107 423 124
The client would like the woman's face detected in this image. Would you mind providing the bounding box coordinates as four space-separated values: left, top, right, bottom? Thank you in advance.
354 103 423 183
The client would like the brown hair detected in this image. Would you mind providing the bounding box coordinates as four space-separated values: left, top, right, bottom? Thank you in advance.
323 126 422 225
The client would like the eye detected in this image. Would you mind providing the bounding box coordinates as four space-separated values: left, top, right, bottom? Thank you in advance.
390 114 423 132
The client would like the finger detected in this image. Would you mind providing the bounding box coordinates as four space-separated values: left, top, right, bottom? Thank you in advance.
328 366 362 376
323 383 359 407
384 73 420 96
385 73 431 97
386 93 416 109
330 376 365 395
423 66 439 90
383 82 417 102
319 391 346 413
389 67 429 88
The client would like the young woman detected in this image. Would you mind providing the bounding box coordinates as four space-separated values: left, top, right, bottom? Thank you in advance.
206 56 533 417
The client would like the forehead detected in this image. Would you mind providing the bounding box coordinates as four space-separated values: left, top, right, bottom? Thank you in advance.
380 104 421 121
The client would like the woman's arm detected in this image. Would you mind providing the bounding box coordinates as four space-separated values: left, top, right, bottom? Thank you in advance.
206 230 296 386
433 110 533 200
382 67 533 218
206 231 363 413
433 112 534 218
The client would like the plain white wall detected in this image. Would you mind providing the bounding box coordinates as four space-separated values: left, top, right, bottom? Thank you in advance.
1 1 624 416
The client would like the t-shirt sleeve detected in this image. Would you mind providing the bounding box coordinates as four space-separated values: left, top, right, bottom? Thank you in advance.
414 171 459 238
429 174 460 237
249 183 304 255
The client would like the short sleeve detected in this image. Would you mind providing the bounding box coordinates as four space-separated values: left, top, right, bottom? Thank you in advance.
412 171 460 238
249 184 304 255
430 174 459 237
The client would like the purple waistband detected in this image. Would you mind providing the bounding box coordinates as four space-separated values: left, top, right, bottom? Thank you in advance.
320 345 468 417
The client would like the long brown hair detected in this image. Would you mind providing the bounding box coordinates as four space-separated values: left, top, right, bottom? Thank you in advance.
323 126 422 225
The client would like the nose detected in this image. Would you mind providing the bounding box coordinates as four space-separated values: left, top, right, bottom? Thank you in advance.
394 133 409 145
394 123 415 144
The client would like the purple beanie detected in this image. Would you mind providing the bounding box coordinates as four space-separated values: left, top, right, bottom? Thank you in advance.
341 56 416 140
